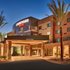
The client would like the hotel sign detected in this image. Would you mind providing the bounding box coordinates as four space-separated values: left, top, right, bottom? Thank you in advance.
16 19 29 27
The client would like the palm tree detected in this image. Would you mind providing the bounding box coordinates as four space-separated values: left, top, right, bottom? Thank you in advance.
48 0 70 61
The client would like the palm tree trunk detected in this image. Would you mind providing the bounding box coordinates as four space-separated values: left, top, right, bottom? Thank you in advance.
60 27 63 61
53 21 55 43
69 46 70 58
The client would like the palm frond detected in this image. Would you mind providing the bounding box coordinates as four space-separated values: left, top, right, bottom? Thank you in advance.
57 0 61 8
48 0 58 17
48 0 70 24
57 0 61 15
48 3 56 16
65 4 70 15
51 0 57 9
61 0 65 13
0 22 8 28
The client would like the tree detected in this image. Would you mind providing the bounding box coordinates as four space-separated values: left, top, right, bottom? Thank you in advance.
0 11 7 28
0 32 2 42
48 0 70 61
0 32 7 42
0 11 7 42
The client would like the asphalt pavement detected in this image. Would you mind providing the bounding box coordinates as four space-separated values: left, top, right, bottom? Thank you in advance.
0 59 70 70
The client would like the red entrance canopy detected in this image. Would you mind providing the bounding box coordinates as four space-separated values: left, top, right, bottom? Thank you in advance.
18 23 25 27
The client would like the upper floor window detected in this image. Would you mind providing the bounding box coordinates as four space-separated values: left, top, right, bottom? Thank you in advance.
56 22 61 26
63 37 70 41
39 33 42 35
67 18 70 22
47 23 51 27
67 27 70 32
47 32 51 35
68 37 70 40
38 26 42 30
56 38 60 42
56 30 60 34
19 27 24 32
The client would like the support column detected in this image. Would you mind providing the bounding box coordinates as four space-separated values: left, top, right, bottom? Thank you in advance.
56 46 58 57
21 46 23 56
24 46 27 56
69 45 70 58
44 44 47 56
46 48 48 56
8 41 12 60
0 44 1 56
29 45 32 56
37 49 40 56
3 43 7 56
41 43 44 57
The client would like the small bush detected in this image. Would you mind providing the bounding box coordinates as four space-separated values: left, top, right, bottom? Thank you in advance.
0 56 6 59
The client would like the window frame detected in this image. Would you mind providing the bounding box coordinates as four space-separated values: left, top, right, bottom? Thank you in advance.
47 23 51 27
56 30 60 34
67 18 70 22
38 26 42 30
56 38 60 42
67 27 70 32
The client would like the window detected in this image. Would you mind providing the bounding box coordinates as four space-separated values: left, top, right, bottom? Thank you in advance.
47 48 53 56
63 37 70 41
39 33 42 35
19 27 24 32
47 32 51 35
47 23 51 27
67 18 70 22
68 37 70 40
64 23 67 25
56 30 60 34
67 27 70 32
56 22 61 26
64 33 67 34
56 38 60 42
38 26 42 29
31 26 35 30
63 37 67 41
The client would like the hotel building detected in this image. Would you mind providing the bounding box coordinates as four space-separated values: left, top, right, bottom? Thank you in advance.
0 12 70 60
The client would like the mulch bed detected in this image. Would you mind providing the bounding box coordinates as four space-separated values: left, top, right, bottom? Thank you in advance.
0 60 9 63
48 59 70 64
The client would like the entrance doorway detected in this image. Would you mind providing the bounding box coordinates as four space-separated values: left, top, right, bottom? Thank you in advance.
46 48 53 56
12 47 21 56
32 49 41 56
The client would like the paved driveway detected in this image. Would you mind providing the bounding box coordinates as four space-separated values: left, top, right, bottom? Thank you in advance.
0 59 70 70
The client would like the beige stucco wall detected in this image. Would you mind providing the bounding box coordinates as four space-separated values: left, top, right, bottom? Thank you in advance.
53 45 70 58
64 45 69 57
38 22 53 42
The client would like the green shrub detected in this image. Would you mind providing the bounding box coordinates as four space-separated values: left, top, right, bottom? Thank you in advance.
0 56 6 59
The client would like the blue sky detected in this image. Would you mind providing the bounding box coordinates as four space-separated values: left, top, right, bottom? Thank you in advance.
0 0 70 33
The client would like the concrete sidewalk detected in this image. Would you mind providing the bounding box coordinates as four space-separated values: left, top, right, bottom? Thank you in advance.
1 56 70 64
11 56 43 61
10 56 70 64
